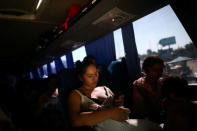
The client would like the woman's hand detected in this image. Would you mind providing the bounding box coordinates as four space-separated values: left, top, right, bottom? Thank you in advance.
89 103 101 111
114 94 124 107
111 107 130 121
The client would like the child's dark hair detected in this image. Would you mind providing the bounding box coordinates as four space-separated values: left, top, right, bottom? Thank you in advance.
162 75 189 98
142 55 164 73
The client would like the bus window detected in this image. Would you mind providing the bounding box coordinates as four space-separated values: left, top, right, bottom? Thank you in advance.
50 60 56 74
72 46 87 63
60 55 68 68
113 28 125 60
133 5 197 84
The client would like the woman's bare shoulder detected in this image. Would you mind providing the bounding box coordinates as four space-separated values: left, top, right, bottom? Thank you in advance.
68 90 80 100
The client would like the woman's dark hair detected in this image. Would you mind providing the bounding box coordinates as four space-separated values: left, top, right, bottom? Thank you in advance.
142 55 164 73
83 55 96 64
76 60 96 77
162 75 188 98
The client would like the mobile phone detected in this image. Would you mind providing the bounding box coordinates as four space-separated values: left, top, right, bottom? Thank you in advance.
114 91 124 99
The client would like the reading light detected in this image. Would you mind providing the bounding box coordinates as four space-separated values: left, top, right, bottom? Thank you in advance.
36 0 43 10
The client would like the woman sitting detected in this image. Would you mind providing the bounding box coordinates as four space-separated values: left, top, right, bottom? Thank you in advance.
67 60 162 131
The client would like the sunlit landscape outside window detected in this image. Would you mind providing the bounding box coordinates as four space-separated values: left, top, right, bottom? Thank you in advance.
113 28 125 60
30 72 33 79
72 46 87 63
50 60 56 74
133 5 197 83
61 55 67 68
43 64 48 77
37 68 41 78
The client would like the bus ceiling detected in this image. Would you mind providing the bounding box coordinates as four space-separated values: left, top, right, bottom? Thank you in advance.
0 0 196 74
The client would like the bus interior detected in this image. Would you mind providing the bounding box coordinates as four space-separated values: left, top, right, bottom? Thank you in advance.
0 0 196 130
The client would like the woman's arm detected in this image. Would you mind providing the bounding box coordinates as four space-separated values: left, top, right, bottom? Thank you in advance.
108 87 124 107
68 91 130 127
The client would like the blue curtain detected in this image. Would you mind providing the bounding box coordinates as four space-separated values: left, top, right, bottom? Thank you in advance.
55 57 65 72
85 33 116 66
39 66 44 78
121 23 141 82
32 69 39 79
47 63 52 75
66 52 74 68
23 73 30 79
